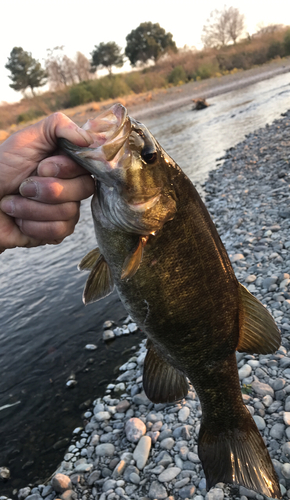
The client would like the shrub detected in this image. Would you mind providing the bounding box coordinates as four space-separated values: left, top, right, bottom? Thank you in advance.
168 65 187 85
267 41 284 59
17 108 44 123
284 29 290 55
69 85 94 107
195 62 218 80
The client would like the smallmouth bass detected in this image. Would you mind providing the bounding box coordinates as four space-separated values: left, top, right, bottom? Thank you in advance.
59 104 281 498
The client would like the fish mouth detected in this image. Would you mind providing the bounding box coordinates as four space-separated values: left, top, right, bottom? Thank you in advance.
60 103 132 177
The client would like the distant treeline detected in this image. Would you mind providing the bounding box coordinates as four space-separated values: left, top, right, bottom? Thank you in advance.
1 26 290 130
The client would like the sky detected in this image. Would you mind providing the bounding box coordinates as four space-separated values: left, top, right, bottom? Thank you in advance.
1 0 290 103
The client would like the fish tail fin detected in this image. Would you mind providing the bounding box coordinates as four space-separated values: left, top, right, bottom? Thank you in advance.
198 407 281 498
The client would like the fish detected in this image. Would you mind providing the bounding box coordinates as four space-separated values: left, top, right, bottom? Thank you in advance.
59 103 282 498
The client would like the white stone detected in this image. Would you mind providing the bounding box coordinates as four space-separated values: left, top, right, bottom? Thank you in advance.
178 406 190 422
158 466 181 482
133 436 152 469
125 417 146 443
238 364 252 380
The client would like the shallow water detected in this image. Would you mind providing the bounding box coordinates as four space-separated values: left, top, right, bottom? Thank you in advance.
0 71 289 495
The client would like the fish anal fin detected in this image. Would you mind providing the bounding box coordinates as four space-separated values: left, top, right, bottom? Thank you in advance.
198 408 281 498
83 255 114 304
143 342 189 404
78 248 101 271
237 283 281 354
121 236 148 280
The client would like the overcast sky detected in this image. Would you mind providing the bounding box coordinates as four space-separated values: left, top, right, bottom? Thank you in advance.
1 0 289 103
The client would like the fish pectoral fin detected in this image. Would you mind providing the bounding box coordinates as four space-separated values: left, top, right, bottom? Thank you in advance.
83 255 114 304
78 248 101 271
143 342 189 404
198 408 281 498
121 236 149 280
237 282 281 354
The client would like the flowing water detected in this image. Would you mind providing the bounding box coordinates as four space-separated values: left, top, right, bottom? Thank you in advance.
0 72 290 495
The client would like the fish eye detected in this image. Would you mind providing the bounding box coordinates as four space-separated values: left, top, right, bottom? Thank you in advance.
141 152 157 164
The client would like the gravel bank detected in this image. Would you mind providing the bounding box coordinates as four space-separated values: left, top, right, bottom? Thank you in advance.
6 110 290 500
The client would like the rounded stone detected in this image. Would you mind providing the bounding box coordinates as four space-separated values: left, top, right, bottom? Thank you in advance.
103 479 117 492
281 463 290 479
160 437 175 450
179 485 196 498
125 418 146 443
238 364 252 380
95 444 115 456
148 481 168 499
95 411 111 421
252 381 274 397
158 466 181 482
133 435 152 469
253 415 266 430
51 473 72 493
283 412 290 426
178 406 190 422
270 423 285 440
206 488 224 500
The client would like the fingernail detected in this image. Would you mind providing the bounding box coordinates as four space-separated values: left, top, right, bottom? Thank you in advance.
0 197 15 215
20 180 38 198
76 127 94 145
39 162 60 177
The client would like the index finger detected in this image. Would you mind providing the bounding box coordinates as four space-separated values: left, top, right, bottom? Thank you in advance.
38 155 92 179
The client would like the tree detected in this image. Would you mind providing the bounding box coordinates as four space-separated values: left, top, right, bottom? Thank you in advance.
201 6 244 48
227 6 245 44
75 52 91 81
45 47 91 90
125 22 177 66
91 42 124 75
5 47 47 96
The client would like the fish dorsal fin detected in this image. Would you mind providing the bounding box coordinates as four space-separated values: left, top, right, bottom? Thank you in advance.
83 255 114 304
78 248 101 271
143 340 189 403
237 283 281 354
121 236 149 280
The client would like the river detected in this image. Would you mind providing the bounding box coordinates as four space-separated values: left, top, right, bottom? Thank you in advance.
0 71 290 495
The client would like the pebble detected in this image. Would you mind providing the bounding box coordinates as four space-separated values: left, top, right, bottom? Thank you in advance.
125 417 146 443
133 435 151 469
51 474 72 493
158 466 181 482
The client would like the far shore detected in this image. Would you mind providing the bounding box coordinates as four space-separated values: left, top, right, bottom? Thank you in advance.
68 57 290 126
1 57 289 144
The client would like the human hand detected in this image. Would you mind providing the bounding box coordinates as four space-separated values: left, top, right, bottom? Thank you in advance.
0 113 95 253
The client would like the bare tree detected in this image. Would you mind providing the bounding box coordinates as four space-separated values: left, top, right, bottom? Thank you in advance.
75 52 91 82
201 6 244 48
227 6 245 44
45 47 91 90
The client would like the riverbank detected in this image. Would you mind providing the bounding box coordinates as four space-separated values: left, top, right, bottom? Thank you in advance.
7 110 290 500
1 57 289 144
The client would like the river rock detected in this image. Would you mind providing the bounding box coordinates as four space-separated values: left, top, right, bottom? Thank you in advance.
252 381 274 397
133 435 152 469
51 474 72 493
158 466 181 482
125 418 146 443
148 481 168 499
95 444 115 456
